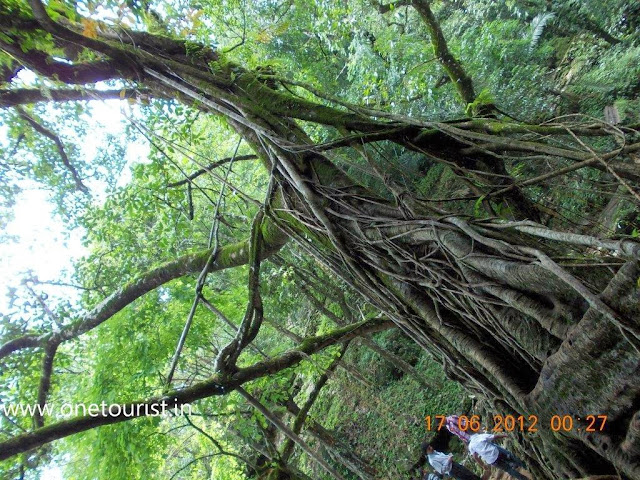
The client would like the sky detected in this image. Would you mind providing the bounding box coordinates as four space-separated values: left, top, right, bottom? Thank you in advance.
0 185 86 306
40 468 63 480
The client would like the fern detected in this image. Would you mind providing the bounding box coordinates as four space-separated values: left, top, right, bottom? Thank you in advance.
529 12 556 52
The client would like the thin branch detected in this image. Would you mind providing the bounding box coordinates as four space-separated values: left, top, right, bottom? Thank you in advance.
167 138 243 383
284 398 378 479
22 282 62 328
166 154 257 188
200 296 269 359
563 126 640 205
169 454 217 480
296 278 432 387
184 414 257 470
15 107 89 194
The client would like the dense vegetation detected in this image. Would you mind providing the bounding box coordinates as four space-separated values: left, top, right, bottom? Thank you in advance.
0 0 639 479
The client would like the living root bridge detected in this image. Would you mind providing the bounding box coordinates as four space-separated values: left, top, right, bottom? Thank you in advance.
272 170 640 478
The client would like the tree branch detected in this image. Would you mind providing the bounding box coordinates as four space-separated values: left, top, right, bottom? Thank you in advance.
0 317 392 460
214 211 265 372
237 386 348 480
166 154 257 188
284 399 378 479
168 454 218 480
0 39 133 84
0 217 288 361
280 342 348 462
235 317 393 381
183 414 257 470
373 0 412 14
0 335 43 360
0 88 149 108
200 296 269 359
16 106 89 194
34 341 59 428
297 280 433 388
409 0 476 106
27 0 134 61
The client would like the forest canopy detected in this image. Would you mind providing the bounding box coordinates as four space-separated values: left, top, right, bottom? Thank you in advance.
0 0 639 479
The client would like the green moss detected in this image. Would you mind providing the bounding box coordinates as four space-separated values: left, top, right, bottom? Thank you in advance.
465 88 496 117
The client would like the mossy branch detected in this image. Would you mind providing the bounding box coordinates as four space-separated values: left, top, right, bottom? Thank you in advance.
0 317 391 461
0 217 288 361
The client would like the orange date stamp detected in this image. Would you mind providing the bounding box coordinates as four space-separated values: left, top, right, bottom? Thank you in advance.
425 414 608 433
